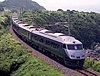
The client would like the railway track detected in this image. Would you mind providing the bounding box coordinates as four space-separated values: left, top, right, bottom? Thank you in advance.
10 25 100 76
76 68 98 76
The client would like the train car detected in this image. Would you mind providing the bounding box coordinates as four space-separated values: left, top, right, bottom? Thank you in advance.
12 14 86 67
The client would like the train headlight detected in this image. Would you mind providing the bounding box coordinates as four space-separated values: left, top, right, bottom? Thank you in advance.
71 55 75 57
82 55 85 57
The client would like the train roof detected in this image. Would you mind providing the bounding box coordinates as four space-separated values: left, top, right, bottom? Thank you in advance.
13 19 82 44
33 30 81 44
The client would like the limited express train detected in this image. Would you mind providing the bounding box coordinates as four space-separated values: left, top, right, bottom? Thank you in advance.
12 13 86 67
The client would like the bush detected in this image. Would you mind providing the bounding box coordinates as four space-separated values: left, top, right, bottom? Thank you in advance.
84 58 100 72
0 33 64 76
92 61 100 72
0 33 27 75
84 58 95 68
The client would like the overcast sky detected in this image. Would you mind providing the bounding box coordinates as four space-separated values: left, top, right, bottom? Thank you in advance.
0 0 100 13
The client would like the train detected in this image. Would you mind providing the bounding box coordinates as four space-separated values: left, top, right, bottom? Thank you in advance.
12 13 86 67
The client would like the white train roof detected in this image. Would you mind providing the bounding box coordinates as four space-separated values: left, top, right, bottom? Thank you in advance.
13 19 82 44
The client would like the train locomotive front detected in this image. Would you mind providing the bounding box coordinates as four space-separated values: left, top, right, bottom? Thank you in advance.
61 36 85 67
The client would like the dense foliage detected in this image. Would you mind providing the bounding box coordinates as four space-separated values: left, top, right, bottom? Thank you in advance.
84 58 100 72
0 33 64 76
0 12 64 76
20 10 100 49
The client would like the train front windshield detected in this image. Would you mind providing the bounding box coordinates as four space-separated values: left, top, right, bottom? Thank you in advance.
67 44 83 50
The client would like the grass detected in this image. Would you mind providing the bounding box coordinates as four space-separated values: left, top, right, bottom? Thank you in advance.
11 54 64 76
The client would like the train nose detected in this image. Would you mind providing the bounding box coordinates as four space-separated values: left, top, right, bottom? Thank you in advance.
75 53 85 59
69 50 85 59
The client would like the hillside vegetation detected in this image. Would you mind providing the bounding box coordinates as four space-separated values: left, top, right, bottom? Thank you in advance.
20 10 100 49
0 0 46 11
0 12 64 76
